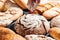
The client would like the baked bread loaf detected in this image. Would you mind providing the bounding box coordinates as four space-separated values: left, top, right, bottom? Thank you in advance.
0 0 23 27
0 7 23 27
43 7 60 19
0 27 26 40
51 15 60 28
25 35 55 40
36 1 60 13
49 27 60 40
6 7 23 21
0 12 13 27
14 14 50 36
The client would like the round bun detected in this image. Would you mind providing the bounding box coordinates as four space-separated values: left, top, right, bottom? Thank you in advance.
25 35 55 40
4 0 23 21
14 14 50 36
6 7 23 20
0 7 23 27
0 12 13 27
0 27 26 40
0 0 23 27
51 15 60 28
49 27 60 40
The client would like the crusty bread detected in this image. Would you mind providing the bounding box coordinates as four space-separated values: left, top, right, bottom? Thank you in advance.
49 27 60 40
13 0 28 9
43 7 60 19
36 1 60 14
0 0 7 11
0 27 26 40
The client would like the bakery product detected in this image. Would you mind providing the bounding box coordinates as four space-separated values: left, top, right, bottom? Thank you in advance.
36 1 60 13
25 35 55 40
0 7 23 27
51 15 60 28
49 27 60 40
0 0 7 11
14 14 50 36
10 0 15 3
0 12 13 27
0 0 23 27
13 0 28 9
4 0 23 20
6 7 23 20
43 7 60 19
0 27 26 40
36 3 53 13
4 0 18 11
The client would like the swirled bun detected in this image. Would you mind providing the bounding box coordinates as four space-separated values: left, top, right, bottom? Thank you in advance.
14 14 50 36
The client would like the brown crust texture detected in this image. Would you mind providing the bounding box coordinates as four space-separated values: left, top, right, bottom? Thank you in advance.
0 0 7 11
0 27 26 40
13 0 28 9
43 7 60 20
0 0 23 27
36 1 60 14
49 27 60 40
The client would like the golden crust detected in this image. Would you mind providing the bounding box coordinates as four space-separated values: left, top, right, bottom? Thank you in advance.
0 0 7 11
43 7 60 19
0 27 15 34
13 0 28 9
0 27 26 40
49 27 60 40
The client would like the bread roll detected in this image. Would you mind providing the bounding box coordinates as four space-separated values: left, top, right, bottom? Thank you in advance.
0 7 23 27
0 27 26 40
43 7 60 19
6 7 23 21
36 1 60 13
0 0 23 27
49 27 60 40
